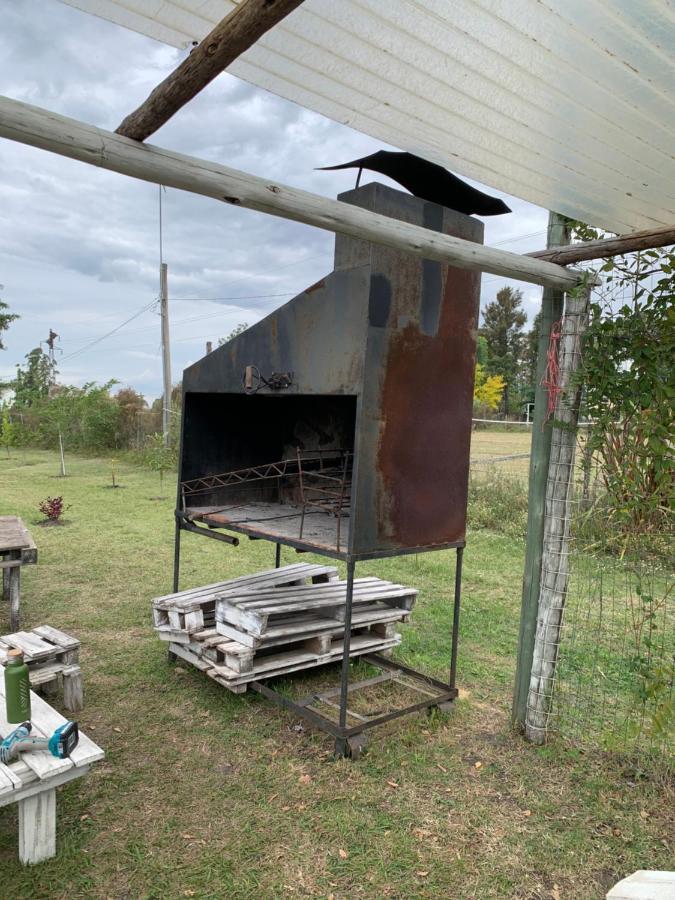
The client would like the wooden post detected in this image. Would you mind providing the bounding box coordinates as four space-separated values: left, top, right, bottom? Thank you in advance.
9 551 21 632
58 429 66 477
0 96 580 291
18 788 56 864
116 0 305 141
512 212 570 727
63 670 84 713
525 284 590 743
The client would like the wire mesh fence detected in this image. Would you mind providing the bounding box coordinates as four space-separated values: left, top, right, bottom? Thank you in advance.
468 250 673 769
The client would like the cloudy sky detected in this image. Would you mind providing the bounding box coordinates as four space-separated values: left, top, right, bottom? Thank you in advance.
0 0 549 402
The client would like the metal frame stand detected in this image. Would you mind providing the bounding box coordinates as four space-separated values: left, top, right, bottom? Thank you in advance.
251 546 463 758
171 510 464 759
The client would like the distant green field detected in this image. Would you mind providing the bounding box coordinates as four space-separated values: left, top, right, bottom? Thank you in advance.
0 451 671 900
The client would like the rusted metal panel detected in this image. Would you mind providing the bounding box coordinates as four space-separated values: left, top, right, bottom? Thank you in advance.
182 267 369 397
346 184 482 555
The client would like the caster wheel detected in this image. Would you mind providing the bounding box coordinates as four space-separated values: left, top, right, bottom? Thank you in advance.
432 700 456 715
346 734 368 760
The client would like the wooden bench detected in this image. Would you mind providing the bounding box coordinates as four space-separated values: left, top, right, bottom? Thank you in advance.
0 625 83 712
0 682 103 864
0 516 37 632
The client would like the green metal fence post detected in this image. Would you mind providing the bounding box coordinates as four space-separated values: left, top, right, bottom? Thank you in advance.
512 211 570 728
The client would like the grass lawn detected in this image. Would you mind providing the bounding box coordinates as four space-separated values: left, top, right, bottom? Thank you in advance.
0 451 672 899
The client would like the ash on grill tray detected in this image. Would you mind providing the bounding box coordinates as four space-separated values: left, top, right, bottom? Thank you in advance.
181 449 353 551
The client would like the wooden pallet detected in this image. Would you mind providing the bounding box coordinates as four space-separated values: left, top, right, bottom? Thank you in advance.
216 578 417 639
169 628 402 694
151 562 339 636
213 601 410 649
0 625 83 712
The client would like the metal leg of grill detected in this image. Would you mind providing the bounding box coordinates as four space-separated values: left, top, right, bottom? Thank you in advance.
334 558 356 757
449 546 462 691
172 518 182 593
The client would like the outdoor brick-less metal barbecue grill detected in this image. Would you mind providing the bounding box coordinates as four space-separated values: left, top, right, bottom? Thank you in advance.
174 182 483 755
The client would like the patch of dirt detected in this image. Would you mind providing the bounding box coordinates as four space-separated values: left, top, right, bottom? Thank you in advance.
36 518 70 527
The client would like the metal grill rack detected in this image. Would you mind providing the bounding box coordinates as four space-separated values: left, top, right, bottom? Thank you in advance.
297 449 352 552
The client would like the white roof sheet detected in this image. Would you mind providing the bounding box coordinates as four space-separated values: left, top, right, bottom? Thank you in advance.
61 0 675 233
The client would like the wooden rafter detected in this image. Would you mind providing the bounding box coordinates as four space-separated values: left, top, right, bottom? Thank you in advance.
0 96 581 290
116 0 305 142
529 223 675 265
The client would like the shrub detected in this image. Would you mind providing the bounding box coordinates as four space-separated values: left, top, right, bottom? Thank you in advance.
38 496 66 521
467 468 528 538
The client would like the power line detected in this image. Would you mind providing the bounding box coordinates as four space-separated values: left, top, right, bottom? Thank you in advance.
491 229 546 247
171 291 294 302
59 300 157 363
61 291 293 349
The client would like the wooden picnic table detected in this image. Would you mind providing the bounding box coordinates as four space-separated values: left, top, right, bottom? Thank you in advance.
0 516 37 632
0 678 103 864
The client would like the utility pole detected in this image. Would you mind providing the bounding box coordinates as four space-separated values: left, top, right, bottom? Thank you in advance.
43 329 58 385
160 263 172 448
43 328 66 476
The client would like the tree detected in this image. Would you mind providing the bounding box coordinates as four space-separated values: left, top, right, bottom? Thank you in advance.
115 387 147 449
0 405 15 457
521 310 542 406
481 286 527 415
13 347 52 407
475 334 488 367
0 299 19 351
218 322 249 346
144 431 176 496
474 364 505 412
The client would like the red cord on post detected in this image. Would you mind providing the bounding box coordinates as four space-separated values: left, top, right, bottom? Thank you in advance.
541 319 562 425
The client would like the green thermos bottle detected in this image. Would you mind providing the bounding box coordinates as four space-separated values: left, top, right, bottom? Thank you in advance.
4 648 31 723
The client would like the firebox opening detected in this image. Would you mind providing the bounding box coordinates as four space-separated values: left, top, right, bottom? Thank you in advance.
180 393 358 553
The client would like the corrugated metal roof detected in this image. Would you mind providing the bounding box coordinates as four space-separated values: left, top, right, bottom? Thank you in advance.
61 0 675 233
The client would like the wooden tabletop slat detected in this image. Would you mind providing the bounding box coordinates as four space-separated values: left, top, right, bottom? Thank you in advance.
0 681 103 778
0 516 37 564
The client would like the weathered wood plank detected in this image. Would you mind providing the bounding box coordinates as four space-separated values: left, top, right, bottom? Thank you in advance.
0 96 581 290
18 787 56 864
14 689 102 769
4 632 56 660
153 563 338 610
116 0 305 141
525 286 591 744
62 671 83 713
0 696 72 781
0 764 89 812
0 517 37 563
31 625 79 651
530 224 675 265
211 633 402 687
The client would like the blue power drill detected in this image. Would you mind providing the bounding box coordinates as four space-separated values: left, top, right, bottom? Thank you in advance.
0 721 79 764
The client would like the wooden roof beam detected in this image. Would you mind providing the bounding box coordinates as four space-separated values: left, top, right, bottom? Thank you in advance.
529 224 675 265
116 0 304 142
0 96 581 291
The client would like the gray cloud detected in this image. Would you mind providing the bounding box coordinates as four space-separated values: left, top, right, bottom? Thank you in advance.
0 0 547 399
